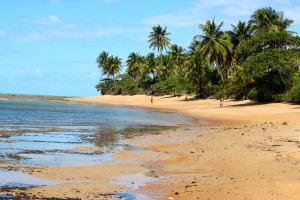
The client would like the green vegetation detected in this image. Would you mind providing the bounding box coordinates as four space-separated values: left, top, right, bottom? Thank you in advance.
96 7 300 103
93 126 174 149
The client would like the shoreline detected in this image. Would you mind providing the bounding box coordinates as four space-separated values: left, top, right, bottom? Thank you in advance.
66 95 300 199
1 95 300 199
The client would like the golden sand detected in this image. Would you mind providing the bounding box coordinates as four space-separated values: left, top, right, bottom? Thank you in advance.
3 95 300 199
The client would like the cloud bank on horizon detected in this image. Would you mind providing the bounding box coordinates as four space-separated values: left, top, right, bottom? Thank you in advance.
0 0 299 96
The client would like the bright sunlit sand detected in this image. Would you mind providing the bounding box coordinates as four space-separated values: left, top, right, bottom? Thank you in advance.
2 0 300 199
62 95 300 199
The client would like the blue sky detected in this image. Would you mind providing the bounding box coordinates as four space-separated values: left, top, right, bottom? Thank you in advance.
1 0 300 97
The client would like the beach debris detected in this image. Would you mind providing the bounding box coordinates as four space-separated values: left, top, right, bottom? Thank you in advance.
282 121 287 125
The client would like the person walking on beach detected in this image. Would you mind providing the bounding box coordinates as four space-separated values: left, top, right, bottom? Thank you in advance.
219 97 224 108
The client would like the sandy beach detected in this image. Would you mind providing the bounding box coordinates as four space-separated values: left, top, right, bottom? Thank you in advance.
2 95 300 199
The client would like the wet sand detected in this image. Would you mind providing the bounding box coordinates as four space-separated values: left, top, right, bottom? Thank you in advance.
2 95 300 199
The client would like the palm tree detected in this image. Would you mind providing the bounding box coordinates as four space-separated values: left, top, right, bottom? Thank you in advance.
186 43 208 90
148 25 171 58
234 65 256 86
96 51 109 76
126 52 143 79
276 12 294 32
249 7 293 32
228 21 254 74
168 44 186 75
159 54 177 80
106 56 122 80
144 53 157 79
194 18 233 80
230 21 253 47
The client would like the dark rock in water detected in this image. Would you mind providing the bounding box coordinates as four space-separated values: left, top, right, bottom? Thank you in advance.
0 194 15 199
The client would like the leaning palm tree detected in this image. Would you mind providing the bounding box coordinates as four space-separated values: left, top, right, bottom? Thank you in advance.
148 25 171 59
276 12 294 32
249 7 293 32
194 18 233 80
96 51 109 76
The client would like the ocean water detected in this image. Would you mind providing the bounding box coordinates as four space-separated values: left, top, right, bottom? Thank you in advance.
0 99 192 197
0 100 193 166
0 100 190 127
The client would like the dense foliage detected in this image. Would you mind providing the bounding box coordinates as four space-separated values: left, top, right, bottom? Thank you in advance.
96 7 300 103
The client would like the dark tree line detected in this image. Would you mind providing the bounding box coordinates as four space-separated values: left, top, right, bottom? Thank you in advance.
96 7 300 103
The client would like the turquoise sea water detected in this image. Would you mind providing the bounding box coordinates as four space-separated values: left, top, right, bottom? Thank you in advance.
0 99 193 192
0 100 191 127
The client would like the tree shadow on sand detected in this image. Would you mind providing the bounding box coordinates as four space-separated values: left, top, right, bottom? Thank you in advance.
179 97 215 102
180 98 268 107
226 100 267 107
161 95 181 99
228 101 300 108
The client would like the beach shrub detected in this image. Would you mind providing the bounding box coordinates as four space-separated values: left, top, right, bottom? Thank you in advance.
151 76 192 96
106 75 139 95
151 81 166 95
214 88 226 99
164 76 183 95
273 93 286 102
247 87 262 101
214 80 244 99
95 78 113 95
286 87 300 103
285 77 300 103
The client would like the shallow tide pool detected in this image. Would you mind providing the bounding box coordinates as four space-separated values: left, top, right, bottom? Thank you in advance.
0 100 194 199
0 169 61 187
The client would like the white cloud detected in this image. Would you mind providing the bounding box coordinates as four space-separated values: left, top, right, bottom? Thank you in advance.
48 15 60 23
17 12 151 42
143 14 198 27
20 15 61 25
142 0 300 28
16 0 300 43
284 7 300 25
17 16 148 42
19 26 124 42
9 68 44 79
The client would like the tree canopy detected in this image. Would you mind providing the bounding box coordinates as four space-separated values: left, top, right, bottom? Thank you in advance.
96 7 300 103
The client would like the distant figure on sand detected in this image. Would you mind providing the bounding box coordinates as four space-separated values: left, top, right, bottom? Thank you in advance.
151 95 153 104
219 97 224 108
